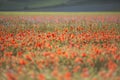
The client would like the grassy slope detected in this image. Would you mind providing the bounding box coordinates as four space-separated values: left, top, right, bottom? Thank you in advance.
0 0 67 10
0 0 120 11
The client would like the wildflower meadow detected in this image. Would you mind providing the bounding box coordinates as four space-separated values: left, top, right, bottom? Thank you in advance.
0 12 120 80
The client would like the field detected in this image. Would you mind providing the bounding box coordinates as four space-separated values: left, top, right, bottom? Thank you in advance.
0 12 120 80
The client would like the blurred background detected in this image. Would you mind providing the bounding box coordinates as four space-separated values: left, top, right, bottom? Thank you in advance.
0 0 120 11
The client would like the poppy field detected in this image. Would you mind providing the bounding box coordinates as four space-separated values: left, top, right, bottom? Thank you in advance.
0 12 120 80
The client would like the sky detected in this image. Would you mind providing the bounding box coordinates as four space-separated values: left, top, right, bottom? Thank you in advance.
0 0 120 11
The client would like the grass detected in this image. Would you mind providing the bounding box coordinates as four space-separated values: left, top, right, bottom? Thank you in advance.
0 12 120 16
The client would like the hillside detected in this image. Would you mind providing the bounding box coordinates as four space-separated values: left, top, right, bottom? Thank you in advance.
0 0 67 10
0 0 120 11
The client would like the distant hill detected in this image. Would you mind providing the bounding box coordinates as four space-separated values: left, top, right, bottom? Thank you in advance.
0 0 67 10
0 0 120 11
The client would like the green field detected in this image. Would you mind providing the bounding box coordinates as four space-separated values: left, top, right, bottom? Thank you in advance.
0 12 120 16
